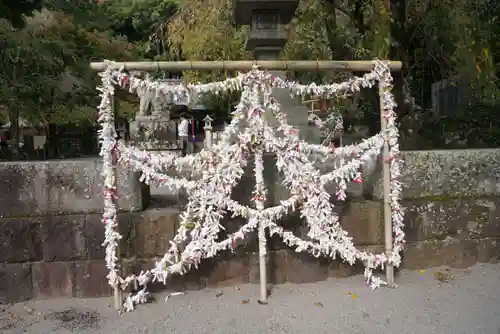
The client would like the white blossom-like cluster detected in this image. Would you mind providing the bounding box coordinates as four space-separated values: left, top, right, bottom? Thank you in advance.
97 60 405 312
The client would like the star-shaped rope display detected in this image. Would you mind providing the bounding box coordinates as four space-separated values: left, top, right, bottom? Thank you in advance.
96 62 405 312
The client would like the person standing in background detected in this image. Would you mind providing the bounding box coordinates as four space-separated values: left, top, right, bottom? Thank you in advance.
178 113 189 156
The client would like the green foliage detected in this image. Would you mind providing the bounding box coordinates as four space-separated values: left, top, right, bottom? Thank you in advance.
98 0 180 56
156 0 498 146
0 0 43 28
419 101 500 149
0 0 498 148
0 8 137 127
0 0 182 130
166 0 249 82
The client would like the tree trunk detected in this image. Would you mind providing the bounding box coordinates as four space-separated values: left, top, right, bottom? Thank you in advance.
320 0 350 59
372 0 391 59
9 57 21 159
8 107 20 159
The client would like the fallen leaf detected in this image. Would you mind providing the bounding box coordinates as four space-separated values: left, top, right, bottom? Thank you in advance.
241 299 250 304
419 269 425 274
215 292 223 298
434 271 454 283
257 300 268 305
344 292 352 295
314 302 324 307
351 293 357 300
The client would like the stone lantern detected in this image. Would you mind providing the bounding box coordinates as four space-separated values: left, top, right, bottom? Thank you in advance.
233 0 318 144
203 115 213 130
130 78 182 152
233 0 299 59
203 115 214 148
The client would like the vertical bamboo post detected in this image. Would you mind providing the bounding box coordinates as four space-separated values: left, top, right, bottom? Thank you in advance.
111 97 123 310
113 256 122 310
255 149 267 302
379 81 394 287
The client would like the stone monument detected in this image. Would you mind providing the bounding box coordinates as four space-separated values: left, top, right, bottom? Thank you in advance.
233 0 319 143
130 78 181 154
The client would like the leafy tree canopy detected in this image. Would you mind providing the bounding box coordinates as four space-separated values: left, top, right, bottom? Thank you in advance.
0 0 498 149
162 0 498 148
0 0 43 28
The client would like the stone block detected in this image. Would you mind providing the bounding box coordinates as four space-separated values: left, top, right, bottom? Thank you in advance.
486 200 500 238
0 159 148 217
122 258 207 292
477 238 500 263
125 208 179 258
401 237 478 270
40 215 86 261
231 157 255 207
268 212 309 250
205 256 249 287
0 217 42 262
403 199 499 242
121 259 165 293
165 270 208 292
269 84 320 143
267 201 382 250
328 260 354 278
266 153 366 206
83 212 139 261
0 263 32 304
83 214 106 260
318 159 364 199
32 262 73 299
233 153 296 207
220 217 258 253
285 250 329 283
249 249 287 284
263 154 289 207
368 149 500 199
328 244 383 278
149 184 179 208
74 261 112 298
340 201 384 245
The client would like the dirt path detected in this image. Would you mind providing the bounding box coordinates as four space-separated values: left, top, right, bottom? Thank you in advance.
2 263 499 334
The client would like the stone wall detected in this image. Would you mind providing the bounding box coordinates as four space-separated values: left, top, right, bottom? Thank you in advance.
1 150 500 304
0 158 150 303
0 159 149 216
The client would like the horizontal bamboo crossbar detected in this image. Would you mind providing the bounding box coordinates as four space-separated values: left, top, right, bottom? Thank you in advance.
89 60 402 72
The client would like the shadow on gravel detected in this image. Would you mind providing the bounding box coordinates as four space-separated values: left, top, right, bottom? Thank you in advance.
47 308 100 331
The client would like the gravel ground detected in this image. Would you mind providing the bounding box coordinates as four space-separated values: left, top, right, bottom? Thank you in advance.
2 263 499 334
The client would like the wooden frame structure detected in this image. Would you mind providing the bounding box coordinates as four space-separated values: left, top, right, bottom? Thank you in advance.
90 60 402 72
91 60 402 310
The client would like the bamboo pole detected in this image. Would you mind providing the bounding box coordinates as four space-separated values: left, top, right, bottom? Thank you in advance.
255 150 267 303
90 60 402 72
378 81 394 288
110 97 123 310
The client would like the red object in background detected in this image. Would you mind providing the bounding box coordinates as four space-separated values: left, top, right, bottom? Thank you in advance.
321 100 327 112
191 119 195 140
